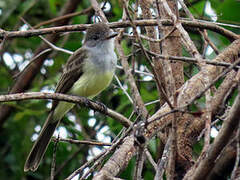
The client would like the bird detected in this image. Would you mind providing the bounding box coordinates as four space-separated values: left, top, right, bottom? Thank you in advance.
24 22 118 172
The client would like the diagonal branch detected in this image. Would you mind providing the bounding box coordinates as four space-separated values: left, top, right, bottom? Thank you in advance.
184 85 240 180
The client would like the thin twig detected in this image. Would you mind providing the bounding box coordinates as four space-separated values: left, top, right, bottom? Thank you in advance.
79 124 135 180
13 48 52 79
134 147 145 180
145 149 158 171
116 65 154 77
20 17 73 55
52 137 112 146
66 149 107 180
51 135 59 180
197 118 222 141
53 147 82 178
202 29 219 55
202 89 212 152
154 135 172 180
145 99 160 106
149 58 240 125
34 7 93 28
133 44 240 69
114 74 134 104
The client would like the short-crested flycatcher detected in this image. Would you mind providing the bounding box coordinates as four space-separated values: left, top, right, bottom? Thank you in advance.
24 23 118 172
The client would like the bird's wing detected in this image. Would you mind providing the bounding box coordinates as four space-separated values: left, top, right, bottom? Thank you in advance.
52 47 88 110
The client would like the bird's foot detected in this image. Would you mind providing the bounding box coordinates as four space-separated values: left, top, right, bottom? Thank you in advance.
95 101 107 114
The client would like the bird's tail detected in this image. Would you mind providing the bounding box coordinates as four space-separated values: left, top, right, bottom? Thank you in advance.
24 112 59 172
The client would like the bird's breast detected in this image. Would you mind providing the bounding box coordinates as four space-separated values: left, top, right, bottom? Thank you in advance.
70 43 117 98
70 61 115 98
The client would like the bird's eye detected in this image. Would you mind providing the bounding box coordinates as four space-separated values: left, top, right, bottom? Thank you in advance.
92 35 99 40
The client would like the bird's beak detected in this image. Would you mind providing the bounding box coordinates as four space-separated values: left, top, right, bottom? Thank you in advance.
105 32 118 40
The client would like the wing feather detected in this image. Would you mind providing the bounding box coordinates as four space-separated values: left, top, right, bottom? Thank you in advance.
52 47 88 109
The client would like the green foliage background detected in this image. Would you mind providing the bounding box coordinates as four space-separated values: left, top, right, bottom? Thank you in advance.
0 0 239 179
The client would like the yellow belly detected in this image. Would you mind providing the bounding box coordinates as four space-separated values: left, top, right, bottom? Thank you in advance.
70 70 114 98
53 71 114 120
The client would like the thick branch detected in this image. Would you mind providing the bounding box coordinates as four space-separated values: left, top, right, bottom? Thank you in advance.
0 92 131 127
206 143 236 180
93 136 135 180
1 19 238 40
148 39 240 137
185 86 240 180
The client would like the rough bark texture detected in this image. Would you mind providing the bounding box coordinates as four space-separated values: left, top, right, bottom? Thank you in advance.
184 76 240 179
139 0 167 105
158 0 188 177
148 39 240 179
206 142 236 180
93 136 135 180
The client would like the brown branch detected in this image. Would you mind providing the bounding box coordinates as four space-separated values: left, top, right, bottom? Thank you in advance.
92 136 135 180
147 38 240 137
0 92 131 127
52 137 112 146
81 124 135 180
206 142 236 180
230 126 240 180
161 0 203 65
154 135 172 180
34 7 93 29
184 85 240 180
90 0 108 23
211 70 240 117
149 56 240 126
50 135 59 180
133 43 240 69
0 19 238 40
140 0 168 106
116 38 149 118
66 148 107 180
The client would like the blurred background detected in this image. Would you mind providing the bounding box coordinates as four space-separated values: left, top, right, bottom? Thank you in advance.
0 0 240 179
